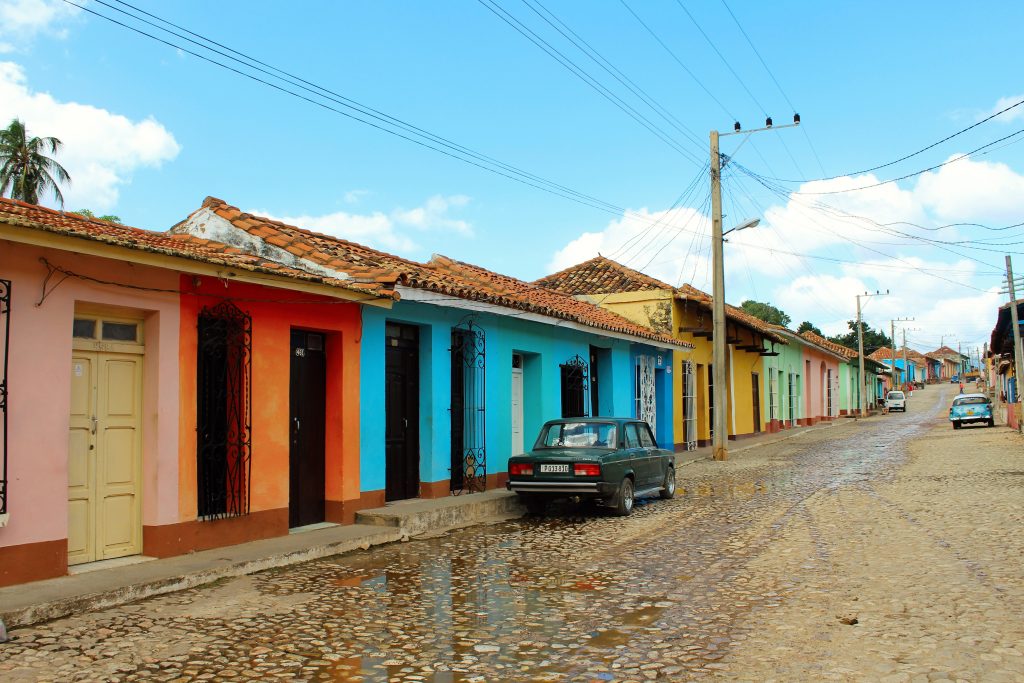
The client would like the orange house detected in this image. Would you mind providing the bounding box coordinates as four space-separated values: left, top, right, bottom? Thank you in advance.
0 199 385 586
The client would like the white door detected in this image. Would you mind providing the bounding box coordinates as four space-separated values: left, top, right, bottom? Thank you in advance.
511 364 524 456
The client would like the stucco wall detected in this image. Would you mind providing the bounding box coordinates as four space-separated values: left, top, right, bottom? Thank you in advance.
359 300 652 494
0 241 180 550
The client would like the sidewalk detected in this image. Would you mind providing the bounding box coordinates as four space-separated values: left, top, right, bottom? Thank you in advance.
1 422 852 631
0 490 522 630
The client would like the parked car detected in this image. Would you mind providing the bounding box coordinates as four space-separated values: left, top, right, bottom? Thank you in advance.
507 418 675 516
885 390 907 412
950 375 959 383
949 393 994 429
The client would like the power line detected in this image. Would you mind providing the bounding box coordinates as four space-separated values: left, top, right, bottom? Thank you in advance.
521 0 705 150
718 0 827 177
475 0 704 163
752 95 1024 184
69 0 700 234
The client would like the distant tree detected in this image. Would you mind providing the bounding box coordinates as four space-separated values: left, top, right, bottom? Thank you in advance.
797 321 823 336
0 118 71 206
76 208 121 223
740 299 791 327
828 320 892 352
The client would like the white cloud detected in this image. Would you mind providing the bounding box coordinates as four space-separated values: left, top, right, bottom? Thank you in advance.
0 0 80 53
984 94 1024 123
548 205 711 287
547 155 1021 350
249 194 473 254
0 62 180 210
343 189 369 204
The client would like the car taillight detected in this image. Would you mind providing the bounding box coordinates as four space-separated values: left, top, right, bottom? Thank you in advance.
574 463 601 477
510 463 533 476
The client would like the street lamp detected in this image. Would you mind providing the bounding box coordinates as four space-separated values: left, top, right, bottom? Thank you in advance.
722 218 760 239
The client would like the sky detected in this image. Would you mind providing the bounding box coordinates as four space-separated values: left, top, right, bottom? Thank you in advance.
2 0 1023 355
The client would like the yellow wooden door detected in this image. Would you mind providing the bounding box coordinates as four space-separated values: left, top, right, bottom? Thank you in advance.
68 354 96 565
67 351 143 565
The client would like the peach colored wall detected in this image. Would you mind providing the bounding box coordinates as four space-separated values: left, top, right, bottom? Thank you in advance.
176 277 361 521
801 346 840 420
0 241 181 550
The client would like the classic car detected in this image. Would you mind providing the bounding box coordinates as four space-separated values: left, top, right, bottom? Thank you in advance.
506 417 676 516
949 393 994 429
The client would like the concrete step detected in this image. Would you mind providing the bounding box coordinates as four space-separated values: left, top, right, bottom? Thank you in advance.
356 489 525 536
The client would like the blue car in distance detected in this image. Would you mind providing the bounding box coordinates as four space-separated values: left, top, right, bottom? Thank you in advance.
949 393 994 429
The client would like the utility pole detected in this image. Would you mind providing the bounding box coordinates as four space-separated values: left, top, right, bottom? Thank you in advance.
890 317 912 389
903 330 908 389
855 290 888 416
709 114 799 461
1005 255 1024 433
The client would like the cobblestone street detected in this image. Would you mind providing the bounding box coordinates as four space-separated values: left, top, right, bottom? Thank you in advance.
2 384 1022 682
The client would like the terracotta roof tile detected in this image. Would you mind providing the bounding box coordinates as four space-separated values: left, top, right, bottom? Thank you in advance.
181 198 690 347
535 255 786 344
0 197 385 300
798 330 858 359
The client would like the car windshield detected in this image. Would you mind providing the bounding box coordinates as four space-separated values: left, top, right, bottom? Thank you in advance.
888 392 905 399
953 396 988 406
538 422 617 448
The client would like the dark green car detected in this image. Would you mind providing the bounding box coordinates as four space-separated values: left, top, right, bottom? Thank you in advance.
506 418 676 516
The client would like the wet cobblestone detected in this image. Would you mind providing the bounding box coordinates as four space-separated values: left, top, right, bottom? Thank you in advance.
2 385 1022 681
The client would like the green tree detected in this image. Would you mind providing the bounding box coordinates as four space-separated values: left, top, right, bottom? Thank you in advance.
828 320 892 352
740 299 791 327
76 209 122 223
0 118 71 207
797 321 823 336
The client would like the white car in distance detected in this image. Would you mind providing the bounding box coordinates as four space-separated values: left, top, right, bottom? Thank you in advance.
886 390 907 412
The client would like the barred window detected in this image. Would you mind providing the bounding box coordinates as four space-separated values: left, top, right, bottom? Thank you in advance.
196 301 252 519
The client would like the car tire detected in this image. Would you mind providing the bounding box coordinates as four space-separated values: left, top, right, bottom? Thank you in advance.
988 418 995 428
953 422 961 430
613 477 634 517
659 466 676 500
521 495 547 516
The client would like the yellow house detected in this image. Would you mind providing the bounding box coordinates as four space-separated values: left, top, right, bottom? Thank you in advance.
535 256 787 449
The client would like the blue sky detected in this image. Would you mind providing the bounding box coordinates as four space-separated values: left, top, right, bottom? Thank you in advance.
3 0 1023 353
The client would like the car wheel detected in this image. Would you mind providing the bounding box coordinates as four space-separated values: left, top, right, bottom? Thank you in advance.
660 466 676 500
953 422 961 430
521 495 547 516
988 418 995 427
613 477 635 517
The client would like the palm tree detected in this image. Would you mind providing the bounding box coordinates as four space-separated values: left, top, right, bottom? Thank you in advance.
0 118 71 207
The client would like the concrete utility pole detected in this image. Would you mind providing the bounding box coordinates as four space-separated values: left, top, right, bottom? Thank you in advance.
855 290 888 416
1005 255 1024 433
709 115 798 461
890 317 912 388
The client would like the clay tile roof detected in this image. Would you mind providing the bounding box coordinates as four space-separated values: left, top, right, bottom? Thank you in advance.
534 255 674 295
0 198 383 299
868 346 896 361
799 330 858 359
186 198 691 347
535 256 786 344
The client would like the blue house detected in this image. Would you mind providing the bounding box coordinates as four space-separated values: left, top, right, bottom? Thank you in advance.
358 254 686 504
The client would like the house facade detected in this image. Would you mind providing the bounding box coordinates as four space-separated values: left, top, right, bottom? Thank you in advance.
0 198 380 586
534 256 787 447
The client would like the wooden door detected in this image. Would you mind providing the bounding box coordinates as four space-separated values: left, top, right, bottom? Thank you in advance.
511 360 524 456
68 351 143 565
289 330 326 528
751 373 761 433
385 324 420 501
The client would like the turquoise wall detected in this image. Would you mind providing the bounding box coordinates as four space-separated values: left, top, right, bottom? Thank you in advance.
359 300 664 492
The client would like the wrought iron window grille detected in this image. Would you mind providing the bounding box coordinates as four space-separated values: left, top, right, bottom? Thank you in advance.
449 318 486 495
560 354 589 418
635 356 657 433
681 360 697 451
0 279 9 516
196 301 252 519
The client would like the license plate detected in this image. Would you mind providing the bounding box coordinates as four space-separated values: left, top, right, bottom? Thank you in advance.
540 464 570 473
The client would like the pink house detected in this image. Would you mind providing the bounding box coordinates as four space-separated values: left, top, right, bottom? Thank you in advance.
798 332 845 425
